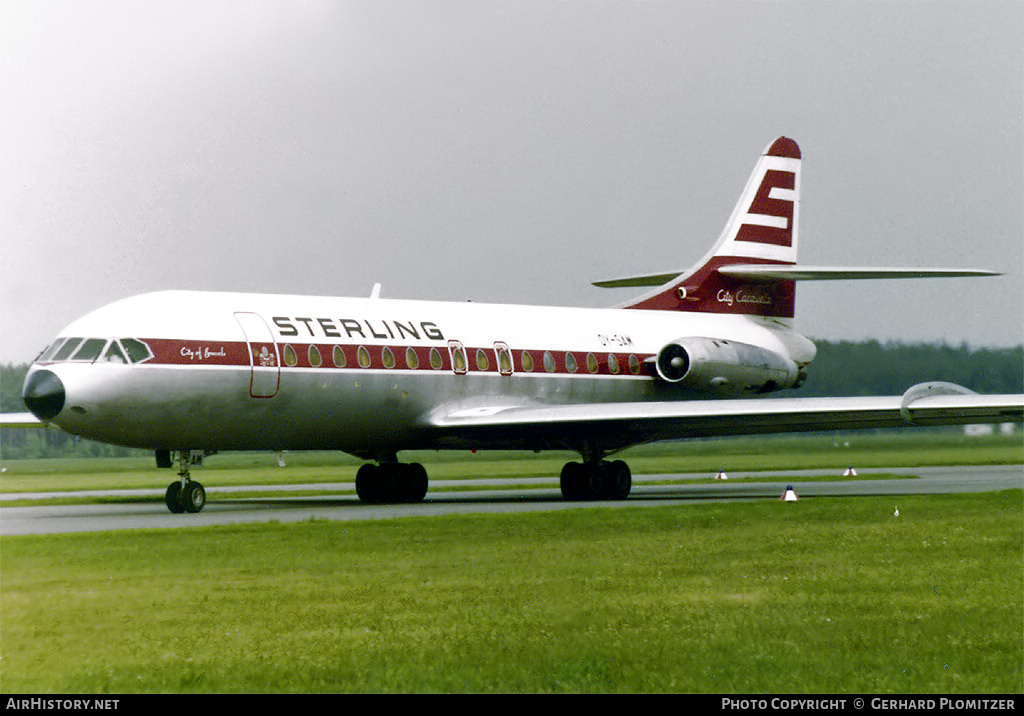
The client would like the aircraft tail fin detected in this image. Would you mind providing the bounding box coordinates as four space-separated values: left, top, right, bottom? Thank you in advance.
599 137 998 317
614 137 802 317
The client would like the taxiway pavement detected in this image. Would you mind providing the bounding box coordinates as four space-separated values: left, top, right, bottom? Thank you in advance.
1 465 1020 536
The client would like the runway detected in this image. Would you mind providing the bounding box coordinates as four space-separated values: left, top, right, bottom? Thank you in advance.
1 465 1020 536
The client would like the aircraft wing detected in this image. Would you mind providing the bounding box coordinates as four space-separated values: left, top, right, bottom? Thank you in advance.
422 383 1024 453
0 412 48 429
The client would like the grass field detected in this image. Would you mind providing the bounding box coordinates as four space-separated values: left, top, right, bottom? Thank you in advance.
2 493 1021 693
1 431 1022 693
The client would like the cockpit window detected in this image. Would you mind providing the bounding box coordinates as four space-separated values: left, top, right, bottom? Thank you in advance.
71 338 107 362
102 341 128 364
38 339 68 362
53 338 84 361
120 339 153 363
38 337 154 364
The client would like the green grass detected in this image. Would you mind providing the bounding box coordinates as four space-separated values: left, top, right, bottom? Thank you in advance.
1 491 1021 693
2 431 1021 692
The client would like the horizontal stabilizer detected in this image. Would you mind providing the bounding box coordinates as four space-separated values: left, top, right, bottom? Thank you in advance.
717 265 1002 281
594 266 999 288
593 272 682 288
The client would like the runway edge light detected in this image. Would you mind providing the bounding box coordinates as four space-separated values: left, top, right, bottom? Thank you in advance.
843 466 858 476
781 485 799 501
715 469 729 480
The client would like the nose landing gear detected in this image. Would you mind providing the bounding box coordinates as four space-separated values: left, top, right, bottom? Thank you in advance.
163 450 207 514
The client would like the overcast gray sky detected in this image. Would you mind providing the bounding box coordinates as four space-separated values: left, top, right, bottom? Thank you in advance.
2 0 1021 365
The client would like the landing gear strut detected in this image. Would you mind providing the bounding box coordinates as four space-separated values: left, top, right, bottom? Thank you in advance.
560 459 632 501
355 462 429 504
164 451 206 514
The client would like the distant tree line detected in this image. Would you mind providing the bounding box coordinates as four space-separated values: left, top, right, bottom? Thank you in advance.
795 341 1023 398
1 340 1021 459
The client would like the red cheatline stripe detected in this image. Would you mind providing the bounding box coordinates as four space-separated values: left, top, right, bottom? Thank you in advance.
135 338 654 377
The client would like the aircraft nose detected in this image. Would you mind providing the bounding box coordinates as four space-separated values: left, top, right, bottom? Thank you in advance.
23 369 66 420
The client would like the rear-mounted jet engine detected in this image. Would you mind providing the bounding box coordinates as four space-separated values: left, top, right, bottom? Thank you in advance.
651 337 805 394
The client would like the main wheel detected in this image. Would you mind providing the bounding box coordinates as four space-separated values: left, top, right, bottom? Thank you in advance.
560 461 588 501
165 481 185 513
181 481 206 513
402 463 429 503
605 460 632 500
355 464 382 503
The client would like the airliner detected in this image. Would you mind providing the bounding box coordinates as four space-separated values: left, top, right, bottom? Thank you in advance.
8 137 1022 513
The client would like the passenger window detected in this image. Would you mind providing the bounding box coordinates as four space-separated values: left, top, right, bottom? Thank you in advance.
520 351 534 372
72 339 107 362
448 341 469 374
54 338 84 361
333 345 346 368
103 342 128 364
495 344 512 375
608 353 620 374
357 346 371 368
308 345 322 367
565 352 578 373
405 347 420 370
629 355 641 375
282 344 299 366
476 348 489 371
382 347 396 369
543 351 556 373
121 339 153 363
429 347 443 370
587 353 599 374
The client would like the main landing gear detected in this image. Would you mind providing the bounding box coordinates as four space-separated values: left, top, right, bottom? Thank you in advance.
559 459 632 501
355 462 429 504
351 457 632 504
164 451 207 514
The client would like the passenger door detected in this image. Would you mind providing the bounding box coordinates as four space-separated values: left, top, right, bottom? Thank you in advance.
234 312 280 398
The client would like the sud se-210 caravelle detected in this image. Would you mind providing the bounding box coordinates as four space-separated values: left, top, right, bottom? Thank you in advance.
11 137 1024 513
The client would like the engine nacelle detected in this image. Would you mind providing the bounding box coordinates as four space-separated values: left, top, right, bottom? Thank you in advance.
651 337 803 394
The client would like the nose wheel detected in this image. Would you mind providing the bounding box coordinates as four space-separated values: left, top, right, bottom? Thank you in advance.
164 451 207 513
165 480 206 513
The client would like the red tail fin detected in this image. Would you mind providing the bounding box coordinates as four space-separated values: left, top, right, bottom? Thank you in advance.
624 137 802 318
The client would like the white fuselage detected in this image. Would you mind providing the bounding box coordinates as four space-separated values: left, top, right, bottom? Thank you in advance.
28 290 816 458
